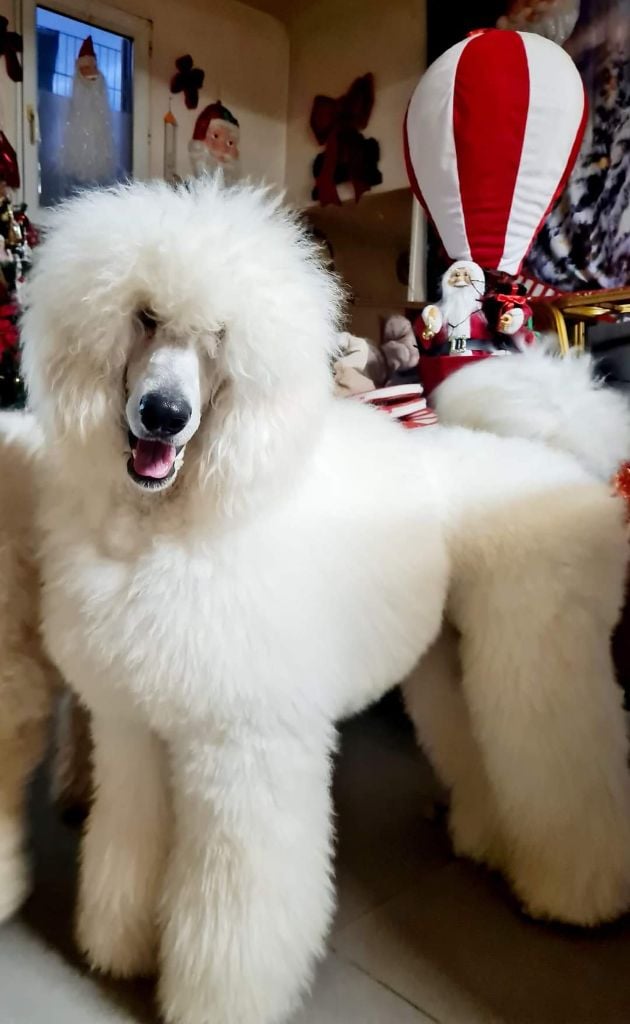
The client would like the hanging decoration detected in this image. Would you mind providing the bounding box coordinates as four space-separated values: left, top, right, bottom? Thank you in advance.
163 106 178 183
310 73 382 206
0 193 37 409
59 35 116 186
0 16 22 83
404 29 587 278
188 102 240 182
0 130 19 190
170 55 205 110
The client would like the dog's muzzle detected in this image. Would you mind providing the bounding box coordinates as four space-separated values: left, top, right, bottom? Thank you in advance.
126 388 192 492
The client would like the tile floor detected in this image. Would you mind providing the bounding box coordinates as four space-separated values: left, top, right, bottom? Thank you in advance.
3 692 630 1023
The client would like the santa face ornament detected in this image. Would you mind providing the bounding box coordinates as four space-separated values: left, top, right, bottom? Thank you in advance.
189 102 240 182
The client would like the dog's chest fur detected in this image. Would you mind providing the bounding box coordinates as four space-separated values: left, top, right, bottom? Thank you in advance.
40 412 450 735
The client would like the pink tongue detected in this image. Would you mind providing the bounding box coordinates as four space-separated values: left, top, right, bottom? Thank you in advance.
133 440 176 479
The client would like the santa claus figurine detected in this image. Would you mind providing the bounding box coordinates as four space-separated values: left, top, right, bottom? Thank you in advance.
60 35 115 187
419 260 491 354
189 102 240 182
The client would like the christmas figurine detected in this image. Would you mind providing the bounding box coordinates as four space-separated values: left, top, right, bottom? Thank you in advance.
189 102 240 182
483 280 537 349
419 261 490 354
60 35 116 187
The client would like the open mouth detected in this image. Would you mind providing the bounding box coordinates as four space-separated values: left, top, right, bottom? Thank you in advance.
127 430 186 491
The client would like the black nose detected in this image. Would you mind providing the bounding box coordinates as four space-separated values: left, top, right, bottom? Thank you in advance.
139 392 192 437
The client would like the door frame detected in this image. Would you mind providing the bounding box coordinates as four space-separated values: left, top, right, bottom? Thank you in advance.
17 0 152 222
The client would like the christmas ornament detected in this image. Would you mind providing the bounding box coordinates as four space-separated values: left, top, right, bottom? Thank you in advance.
163 107 178 182
170 55 205 110
0 130 19 190
0 192 36 409
189 102 240 181
60 36 116 186
310 73 382 206
0 16 22 83
404 29 587 275
497 0 580 46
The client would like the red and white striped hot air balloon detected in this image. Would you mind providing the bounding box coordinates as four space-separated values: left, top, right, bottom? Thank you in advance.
404 28 587 276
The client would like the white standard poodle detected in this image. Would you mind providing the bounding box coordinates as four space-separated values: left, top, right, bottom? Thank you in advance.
7 177 630 1024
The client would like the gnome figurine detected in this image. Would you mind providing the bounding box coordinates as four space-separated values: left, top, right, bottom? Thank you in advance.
188 102 240 182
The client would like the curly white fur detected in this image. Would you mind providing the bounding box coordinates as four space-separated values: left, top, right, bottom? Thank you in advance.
7 178 630 1024
433 344 630 481
0 412 56 923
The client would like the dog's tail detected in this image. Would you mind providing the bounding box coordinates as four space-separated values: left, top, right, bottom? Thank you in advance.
432 346 630 481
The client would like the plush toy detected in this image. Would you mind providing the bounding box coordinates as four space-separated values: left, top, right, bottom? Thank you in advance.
381 313 415 374
332 331 385 396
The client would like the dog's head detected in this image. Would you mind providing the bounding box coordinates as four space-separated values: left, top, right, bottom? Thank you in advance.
22 180 342 510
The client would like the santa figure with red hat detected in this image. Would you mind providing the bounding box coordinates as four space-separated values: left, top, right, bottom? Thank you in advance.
60 35 115 188
419 260 492 354
188 102 240 182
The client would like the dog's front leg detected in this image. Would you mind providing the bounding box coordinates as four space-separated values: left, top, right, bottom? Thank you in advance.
77 713 171 977
159 722 336 1024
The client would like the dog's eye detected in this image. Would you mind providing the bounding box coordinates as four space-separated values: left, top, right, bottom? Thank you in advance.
137 308 158 333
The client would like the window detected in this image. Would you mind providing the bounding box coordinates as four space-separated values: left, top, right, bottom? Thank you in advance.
20 0 151 221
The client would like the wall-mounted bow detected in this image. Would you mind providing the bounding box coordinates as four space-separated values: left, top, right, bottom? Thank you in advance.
310 72 382 206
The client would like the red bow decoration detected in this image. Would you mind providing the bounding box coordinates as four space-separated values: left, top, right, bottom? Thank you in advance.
496 291 528 312
0 303 19 354
0 17 22 83
310 73 382 206
170 55 205 110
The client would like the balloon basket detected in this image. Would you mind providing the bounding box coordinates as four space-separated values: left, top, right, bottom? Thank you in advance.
419 352 493 401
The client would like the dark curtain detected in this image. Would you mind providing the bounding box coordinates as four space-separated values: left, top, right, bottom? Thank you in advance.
527 0 630 289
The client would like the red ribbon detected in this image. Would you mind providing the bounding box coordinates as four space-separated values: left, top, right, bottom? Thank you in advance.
310 73 375 206
495 294 528 313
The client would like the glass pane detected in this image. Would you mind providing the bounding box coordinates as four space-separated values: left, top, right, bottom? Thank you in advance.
36 5 133 207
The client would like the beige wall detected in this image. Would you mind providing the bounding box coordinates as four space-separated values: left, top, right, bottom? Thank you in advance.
3 0 289 190
130 0 289 185
285 0 426 207
306 188 412 342
2 0 425 200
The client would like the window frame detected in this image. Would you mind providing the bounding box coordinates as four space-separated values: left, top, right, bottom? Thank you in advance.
18 0 152 223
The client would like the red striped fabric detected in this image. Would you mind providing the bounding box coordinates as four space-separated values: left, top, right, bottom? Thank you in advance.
358 385 438 430
453 30 530 270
